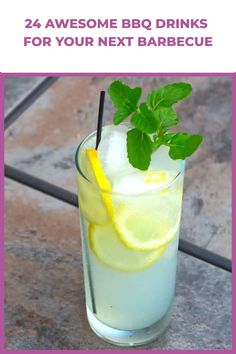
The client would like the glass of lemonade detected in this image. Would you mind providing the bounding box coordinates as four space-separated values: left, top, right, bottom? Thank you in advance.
75 124 185 346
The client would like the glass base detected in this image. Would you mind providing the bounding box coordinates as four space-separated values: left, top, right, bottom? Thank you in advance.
87 305 172 347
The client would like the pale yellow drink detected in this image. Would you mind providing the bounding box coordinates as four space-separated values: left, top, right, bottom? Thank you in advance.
76 125 184 346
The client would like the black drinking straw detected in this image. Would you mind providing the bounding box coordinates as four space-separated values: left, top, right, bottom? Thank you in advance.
95 91 105 149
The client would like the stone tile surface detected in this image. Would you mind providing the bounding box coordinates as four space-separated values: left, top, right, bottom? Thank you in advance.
4 181 232 350
4 76 232 258
4 77 45 115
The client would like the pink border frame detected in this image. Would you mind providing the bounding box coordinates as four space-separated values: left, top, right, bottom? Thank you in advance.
0 72 234 353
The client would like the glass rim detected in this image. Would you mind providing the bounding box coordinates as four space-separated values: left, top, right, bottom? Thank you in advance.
75 126 185 197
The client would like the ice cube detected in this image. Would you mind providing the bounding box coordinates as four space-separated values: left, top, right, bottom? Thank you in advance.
113 171 172 195
98 125 133 181
150 145 181 172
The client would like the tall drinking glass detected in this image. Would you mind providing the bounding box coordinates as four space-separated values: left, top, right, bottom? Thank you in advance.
75 125 185 346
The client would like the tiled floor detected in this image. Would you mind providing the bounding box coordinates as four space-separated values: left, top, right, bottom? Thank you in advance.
4 77 45 115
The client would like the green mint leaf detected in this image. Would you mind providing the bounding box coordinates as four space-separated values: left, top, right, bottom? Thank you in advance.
127 128 152 170
108 80 141 109
154 107 180 128
168 133 203 160
108 81 142 124
147 82 192 110
131 103 158 133
113 101 136 125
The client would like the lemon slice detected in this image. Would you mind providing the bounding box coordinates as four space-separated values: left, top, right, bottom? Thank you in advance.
86 149 114 217
114 205 179 251
144 171 167 185
89 223 166 272
77 148 113 224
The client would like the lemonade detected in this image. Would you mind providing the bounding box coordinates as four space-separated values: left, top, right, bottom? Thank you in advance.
76 125 185 346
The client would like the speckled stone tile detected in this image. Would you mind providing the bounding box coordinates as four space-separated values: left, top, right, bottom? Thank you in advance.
4 77 45 115
4 181 231 350
4 76 232 258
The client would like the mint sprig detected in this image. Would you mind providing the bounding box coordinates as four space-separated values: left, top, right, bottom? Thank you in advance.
108 80 203 170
